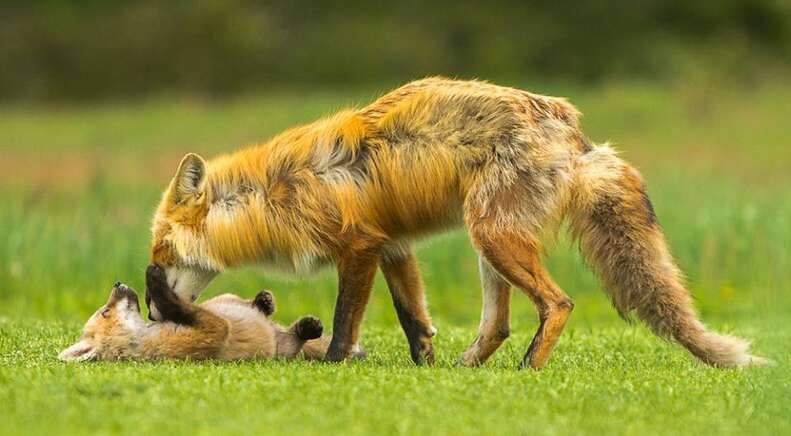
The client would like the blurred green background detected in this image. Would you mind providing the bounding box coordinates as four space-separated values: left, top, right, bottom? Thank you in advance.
1 0 789 102
0 0 789 326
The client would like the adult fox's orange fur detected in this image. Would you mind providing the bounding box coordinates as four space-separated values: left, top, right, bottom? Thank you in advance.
148 77 766 368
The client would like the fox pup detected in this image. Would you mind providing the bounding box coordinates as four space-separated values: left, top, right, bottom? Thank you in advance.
59 265 329 362
147 77 766 368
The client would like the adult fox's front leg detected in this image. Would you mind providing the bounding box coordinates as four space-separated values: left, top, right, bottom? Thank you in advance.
380 245 436 365
326 249 379 362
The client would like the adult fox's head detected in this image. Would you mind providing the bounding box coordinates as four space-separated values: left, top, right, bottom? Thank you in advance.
148 153 218 320
59 283 144 361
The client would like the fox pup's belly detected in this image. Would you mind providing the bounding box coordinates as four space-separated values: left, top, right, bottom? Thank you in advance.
203 300 277 359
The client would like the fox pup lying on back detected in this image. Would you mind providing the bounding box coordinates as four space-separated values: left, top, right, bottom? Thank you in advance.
59 265 329 362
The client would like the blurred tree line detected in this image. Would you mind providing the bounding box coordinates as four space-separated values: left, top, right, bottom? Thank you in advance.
1 0 789 102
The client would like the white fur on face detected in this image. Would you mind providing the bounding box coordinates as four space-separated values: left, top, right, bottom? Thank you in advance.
116 299 146 331
165 266 217 303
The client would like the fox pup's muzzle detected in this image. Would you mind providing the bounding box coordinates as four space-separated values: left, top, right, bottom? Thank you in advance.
110 282 140 311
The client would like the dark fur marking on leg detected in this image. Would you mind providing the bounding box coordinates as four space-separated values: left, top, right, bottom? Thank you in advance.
494 326 511 342
521 321 546 370
145 264 196 325
326 252 378 362
392 298 434 365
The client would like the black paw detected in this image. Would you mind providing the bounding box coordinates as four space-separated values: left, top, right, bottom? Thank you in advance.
144 264 195 325
252 290 275 316
145 264 168 319
145 264 168 296
294 316 323 341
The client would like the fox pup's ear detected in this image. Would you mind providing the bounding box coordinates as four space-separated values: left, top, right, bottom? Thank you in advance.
171 153 206 203
58 340 98 362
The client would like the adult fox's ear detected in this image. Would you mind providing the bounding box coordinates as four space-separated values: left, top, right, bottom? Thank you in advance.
170 153 206 204
58 340 97 362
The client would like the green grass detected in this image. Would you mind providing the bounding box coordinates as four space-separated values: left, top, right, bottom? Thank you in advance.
1 80 790 435
1 322 788 435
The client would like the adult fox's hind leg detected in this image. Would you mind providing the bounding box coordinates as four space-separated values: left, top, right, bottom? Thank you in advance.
459 256 512 366
380 245 436 365
469 223 574 370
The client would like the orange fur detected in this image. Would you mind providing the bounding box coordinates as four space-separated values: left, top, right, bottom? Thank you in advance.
59 285 329 362
148 77 767 368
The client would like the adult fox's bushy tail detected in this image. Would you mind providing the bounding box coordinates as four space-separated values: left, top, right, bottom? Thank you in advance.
568 144 767 367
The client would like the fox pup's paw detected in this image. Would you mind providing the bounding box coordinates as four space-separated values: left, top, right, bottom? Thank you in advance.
145 264 168 294
145 263 198 325
294 316 323 341
252 290 275 316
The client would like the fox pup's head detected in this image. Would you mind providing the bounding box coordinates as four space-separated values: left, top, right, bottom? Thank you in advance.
149 153 218 320
58 283 144 362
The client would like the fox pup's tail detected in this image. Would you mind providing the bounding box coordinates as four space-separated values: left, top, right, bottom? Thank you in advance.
568 144 767 367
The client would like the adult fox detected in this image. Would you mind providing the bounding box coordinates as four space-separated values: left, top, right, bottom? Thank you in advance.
148 77 765 369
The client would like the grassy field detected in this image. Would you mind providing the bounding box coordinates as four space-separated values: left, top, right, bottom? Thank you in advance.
1 79 790 435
